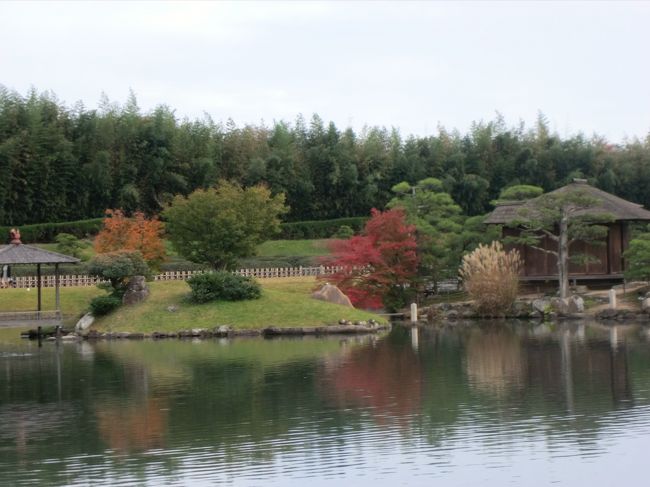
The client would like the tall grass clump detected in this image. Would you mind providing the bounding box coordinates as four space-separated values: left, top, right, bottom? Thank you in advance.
459 242 521 316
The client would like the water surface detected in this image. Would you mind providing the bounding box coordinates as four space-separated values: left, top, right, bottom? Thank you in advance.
1 321 650 486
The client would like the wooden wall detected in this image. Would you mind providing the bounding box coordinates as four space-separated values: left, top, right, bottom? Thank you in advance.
502 222 626 278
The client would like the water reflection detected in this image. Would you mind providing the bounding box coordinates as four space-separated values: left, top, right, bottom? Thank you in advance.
1 322 650 486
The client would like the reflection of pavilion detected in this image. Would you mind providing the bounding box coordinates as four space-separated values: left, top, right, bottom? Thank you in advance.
464 323 633 408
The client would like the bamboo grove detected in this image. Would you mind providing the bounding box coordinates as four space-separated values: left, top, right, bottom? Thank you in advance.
2 86 650 226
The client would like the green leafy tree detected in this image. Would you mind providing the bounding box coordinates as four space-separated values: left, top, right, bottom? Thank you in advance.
387 177 463 288
495 184 544 203
55 232 86 259
163 181 288 270
623 226 650 281
507 189 613 298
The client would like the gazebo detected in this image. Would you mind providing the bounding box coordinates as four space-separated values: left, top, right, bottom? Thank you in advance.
484 179 650 282
0 229 80 322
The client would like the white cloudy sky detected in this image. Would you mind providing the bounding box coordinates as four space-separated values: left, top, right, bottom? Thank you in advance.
1 1 649 140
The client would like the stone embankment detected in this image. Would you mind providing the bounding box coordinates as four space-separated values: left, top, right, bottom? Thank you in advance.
419 294 640 322
77 319 388 340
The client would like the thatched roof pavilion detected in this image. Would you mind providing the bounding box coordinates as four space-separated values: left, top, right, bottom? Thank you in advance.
0 229 79 322
484 180 650 281
485 180 650 224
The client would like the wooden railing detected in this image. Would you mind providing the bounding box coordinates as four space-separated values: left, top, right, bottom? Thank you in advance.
10 266 344 289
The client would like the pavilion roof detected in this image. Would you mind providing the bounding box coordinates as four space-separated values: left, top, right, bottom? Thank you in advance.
0 244 80 265
484 180 650 224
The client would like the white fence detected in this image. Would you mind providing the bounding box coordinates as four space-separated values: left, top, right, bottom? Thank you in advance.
10 266 344 289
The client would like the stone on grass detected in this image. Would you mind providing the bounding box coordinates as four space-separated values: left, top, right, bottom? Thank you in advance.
122 276 149 305
312 284 353 307
75 312 95 332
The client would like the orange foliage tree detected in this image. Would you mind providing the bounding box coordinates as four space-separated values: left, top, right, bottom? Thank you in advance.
94 209 166 266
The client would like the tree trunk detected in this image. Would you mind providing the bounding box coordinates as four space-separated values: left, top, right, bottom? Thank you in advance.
558 212 570 299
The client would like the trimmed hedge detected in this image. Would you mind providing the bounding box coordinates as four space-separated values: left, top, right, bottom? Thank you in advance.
0 218 103 244
187 271 261 303
2 216 366 243
277 217 367 239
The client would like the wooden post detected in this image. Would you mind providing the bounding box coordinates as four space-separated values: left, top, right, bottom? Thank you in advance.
410 303 418 323
55 264 60 312
37 264 42 313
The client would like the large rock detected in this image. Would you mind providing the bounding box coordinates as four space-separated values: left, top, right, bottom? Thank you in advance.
311 283 353 307
122 275 150 305
566 296 585 313
642 297 650 312
550 296 584 315
532 298 551 315
75 312 95 332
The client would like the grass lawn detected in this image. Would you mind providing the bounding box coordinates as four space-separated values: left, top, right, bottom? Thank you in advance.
0 286 103 325
92 277 382 333
34 238 332 263
252 239 333 258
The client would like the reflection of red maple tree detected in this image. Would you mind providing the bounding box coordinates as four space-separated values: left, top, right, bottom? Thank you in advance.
323 208 418 308
322 341 422 423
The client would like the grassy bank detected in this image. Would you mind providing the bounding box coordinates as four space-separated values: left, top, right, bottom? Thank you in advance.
92 277 381 333
0 277 381 332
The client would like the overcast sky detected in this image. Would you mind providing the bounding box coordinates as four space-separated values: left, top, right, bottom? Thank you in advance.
1 1 649 141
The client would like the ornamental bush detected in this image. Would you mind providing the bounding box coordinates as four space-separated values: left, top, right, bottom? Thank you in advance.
332 225 354 239
187 271 261 303
459 241 521 316
89 295 122 316
87 250 150 297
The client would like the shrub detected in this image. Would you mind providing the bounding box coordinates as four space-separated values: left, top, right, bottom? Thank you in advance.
89 295 122 316
459 241 521 316
187 271 261 303
332 225 354 239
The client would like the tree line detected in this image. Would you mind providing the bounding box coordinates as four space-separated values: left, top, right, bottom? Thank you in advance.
2 86 650 226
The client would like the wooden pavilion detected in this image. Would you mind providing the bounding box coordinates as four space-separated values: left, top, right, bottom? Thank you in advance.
484 180 650 282
0 229 79 323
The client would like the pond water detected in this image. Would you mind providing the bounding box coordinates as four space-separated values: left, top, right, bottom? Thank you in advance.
1 321 650 486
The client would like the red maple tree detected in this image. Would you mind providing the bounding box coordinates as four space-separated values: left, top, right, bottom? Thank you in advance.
322 208 418 309
94 209 166 266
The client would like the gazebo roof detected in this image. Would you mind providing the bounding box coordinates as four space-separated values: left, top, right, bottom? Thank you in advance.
484 180 650 224
0 244 80 265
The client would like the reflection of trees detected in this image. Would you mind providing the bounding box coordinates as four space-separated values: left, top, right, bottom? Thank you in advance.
465 326 526 396
95 397 168 453
321 334 421 423
2 326 650 484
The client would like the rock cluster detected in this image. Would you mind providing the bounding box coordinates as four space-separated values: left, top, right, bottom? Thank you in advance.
81 321 389 340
